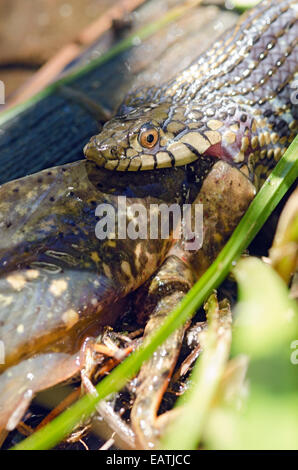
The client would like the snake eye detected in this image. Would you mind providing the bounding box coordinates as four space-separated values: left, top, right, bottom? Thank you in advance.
139 127 159 149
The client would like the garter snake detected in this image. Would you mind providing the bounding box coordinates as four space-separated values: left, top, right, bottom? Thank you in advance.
84 0 298 188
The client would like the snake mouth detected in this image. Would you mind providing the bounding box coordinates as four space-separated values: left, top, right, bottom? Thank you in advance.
84 137 200 171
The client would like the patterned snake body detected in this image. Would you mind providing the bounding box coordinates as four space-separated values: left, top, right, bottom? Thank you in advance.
0 0 296 437
84 0 298 187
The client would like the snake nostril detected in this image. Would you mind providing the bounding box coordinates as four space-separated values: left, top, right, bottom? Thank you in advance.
110 147 118 158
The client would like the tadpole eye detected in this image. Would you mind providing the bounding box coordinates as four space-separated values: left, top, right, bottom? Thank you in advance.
139 127 159 149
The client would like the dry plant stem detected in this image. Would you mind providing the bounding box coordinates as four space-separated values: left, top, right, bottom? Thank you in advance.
0 430 9 448
0 0 203 125
82 372 136 449
99 434 115 450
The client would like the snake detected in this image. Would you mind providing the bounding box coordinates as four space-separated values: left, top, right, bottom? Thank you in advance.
84 0 298 188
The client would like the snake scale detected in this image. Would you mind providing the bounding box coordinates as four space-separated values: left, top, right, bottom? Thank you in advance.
84 0 298 190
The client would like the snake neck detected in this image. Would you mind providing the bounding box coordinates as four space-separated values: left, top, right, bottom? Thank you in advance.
155 0 298 186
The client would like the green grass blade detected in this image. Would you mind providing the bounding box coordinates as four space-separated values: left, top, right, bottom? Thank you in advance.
12 136 298 449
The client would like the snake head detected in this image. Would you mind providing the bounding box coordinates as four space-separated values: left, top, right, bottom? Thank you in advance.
84 101 203 171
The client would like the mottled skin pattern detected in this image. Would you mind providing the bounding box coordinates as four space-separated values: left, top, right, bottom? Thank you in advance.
85 0 297 188
0 0 297 447
0 162 193 371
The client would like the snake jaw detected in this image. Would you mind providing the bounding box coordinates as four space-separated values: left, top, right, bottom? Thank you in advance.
84 134 127 168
